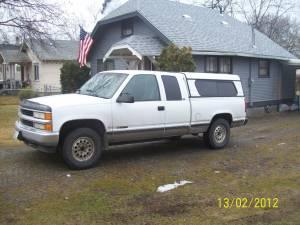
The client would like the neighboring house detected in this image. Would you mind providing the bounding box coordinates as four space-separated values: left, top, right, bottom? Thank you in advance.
0 44 26 89
0 40 78 92
88 0 300 108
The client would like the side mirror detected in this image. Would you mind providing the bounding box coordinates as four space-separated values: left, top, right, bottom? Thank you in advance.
117 93 134 103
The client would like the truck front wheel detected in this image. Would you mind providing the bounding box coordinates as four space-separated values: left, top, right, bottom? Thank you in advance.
62 128 102 170
205 118 230 149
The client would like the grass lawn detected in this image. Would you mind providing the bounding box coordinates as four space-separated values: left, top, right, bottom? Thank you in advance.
0 96 20 147
0 96 299 225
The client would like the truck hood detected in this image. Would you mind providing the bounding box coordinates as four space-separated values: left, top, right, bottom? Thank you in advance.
29 94 110 109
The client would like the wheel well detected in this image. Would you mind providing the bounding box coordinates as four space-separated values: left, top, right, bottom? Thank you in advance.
58 119 106 147
211 113 232 125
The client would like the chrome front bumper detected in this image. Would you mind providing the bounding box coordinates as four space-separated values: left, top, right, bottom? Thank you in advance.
15 121 59 153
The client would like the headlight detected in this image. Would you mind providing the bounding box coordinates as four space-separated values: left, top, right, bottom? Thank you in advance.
33 112 52 120
33 123 52 131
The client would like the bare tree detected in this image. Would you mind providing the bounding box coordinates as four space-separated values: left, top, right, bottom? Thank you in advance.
0 0 65 41
237 0 293 28
237 0 300 56
259 15 300 56
202 0 237 15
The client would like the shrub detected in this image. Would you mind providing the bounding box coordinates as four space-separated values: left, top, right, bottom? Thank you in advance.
18 88 37 100
157 44 196 72
60 62 90 93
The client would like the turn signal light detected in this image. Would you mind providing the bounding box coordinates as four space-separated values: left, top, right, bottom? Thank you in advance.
45 113 52 120
45 124 53 131
33 123 53 131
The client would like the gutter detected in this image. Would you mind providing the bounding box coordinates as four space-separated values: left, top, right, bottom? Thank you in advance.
192 50 296 61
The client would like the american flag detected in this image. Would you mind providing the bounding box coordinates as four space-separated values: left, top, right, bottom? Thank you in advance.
78 27 93 67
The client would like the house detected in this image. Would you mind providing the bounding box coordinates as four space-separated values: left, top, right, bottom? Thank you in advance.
88 0 300 108
0 40 79 92
0 44 28 89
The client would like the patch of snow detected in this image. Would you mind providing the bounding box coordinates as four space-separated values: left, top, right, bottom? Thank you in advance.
278 143 286 146
157 180 193 193
221 20 229 25
66 174 71 178
214 170 221 174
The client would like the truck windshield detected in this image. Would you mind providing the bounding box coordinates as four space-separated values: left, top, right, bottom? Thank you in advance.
79 72 128 99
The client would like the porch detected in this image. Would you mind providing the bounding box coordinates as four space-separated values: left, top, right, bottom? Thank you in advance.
102 35 164 70
0 49 31 90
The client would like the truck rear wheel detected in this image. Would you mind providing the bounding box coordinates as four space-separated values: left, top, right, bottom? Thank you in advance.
62 128 102 170
206 118 230 149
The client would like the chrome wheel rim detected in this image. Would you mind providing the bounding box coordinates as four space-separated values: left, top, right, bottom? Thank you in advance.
72 137 95 162
214 125 226 144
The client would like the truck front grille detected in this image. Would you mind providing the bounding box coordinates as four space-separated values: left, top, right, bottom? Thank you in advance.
21 119 34 127
21 109 33 117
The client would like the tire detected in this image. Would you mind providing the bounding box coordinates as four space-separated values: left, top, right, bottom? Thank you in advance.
206 118 230 149
169 136 181 141
62 128 102 170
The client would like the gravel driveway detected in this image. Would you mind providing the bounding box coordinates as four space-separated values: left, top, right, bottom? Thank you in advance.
0 112 300 225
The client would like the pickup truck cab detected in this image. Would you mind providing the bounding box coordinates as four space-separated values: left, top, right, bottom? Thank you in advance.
15 70 247 169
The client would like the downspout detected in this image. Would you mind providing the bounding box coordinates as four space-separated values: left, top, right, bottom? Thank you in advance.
248 26 256 107
248 58 253 107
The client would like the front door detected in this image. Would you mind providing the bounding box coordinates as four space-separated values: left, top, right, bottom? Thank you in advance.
111 74 165 143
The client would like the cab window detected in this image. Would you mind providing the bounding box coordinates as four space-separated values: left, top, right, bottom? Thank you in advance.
121 74 160 101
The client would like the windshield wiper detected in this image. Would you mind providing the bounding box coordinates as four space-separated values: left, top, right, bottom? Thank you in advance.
79 89 98 97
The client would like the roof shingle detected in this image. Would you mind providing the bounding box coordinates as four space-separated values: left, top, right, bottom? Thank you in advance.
27 40 79 61
111 35 164 56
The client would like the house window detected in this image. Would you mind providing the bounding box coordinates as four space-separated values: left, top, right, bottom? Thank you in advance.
121 20 133 37
205 56 218 73
97 59 115 72
205 56 232 74
219 57 232 73
34 64 39 81
258 60 270 77
104 59 115 70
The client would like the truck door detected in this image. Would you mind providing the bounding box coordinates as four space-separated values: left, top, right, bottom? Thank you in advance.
159 73 190 137
111 74 165 143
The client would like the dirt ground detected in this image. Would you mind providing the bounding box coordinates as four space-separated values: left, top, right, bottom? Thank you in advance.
0 111 300 225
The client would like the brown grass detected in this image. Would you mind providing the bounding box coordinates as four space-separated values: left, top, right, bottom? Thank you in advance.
0 96 20 146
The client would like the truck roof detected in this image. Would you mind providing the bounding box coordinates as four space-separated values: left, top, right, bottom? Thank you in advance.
183 72 240 81
102 70 241 81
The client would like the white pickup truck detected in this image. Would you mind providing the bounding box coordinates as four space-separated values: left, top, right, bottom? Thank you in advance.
15 70 247 169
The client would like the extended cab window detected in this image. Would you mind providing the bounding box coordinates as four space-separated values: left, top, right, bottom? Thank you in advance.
121 74 160 101
161 75 182 101
195 80 237 97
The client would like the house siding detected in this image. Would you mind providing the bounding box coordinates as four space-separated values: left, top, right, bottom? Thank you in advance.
29 61 63 92
89 17 159 75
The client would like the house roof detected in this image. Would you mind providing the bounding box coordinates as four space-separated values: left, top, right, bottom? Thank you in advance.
111 35 164 55
93 0 296 60
0 44 19 51
0 49 30 63
26 40 79 61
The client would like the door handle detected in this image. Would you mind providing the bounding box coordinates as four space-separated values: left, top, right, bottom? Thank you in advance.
157 106 165 111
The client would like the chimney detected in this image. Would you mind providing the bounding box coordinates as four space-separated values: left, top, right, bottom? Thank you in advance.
15 36 20 45
251 26 256 48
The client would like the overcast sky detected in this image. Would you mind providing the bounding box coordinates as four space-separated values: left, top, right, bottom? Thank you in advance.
60 0 300 33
